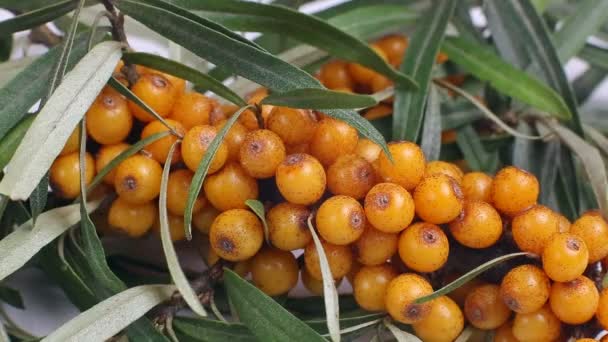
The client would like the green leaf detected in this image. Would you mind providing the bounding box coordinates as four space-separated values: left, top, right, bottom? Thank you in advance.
326 5 417 40
441 37 572 121
122 52 247 107
29 173 49 223
572 66 607 105
43 285 175 342
392 0 456 140
416 252 532 304
0 286 24 309
556 147 580 220
174 318 257 342
261 88 376 110
419 86 441 161
0 0 76 35
223 268 326 342
456 125 499 174
0 35 11 62
580 45 608 70
0 115 34 171
245 199 270 244
385 321 422 342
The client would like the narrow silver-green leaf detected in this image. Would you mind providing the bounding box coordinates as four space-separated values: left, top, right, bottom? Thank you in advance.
385 321 422 342
245 199 270 244
261 88 376 110
456 125 499 174
580 45 608 70
327 5 417 40
419 85 441 161
0 115 34 171
0 35 11 62
29 173 49 223
0 0 76 35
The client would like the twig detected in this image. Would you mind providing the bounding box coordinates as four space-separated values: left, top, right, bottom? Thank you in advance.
29 25 62 47
101 0 139 85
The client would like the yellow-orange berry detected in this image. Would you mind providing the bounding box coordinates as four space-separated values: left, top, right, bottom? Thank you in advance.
491 166 539 216
549 275 599 324
302 269 343 296
370 74 393 95
304 240 353 280
239 129 286 179
86 87 133 144
353 264 397 311
512 305 561 342
461 172 493 202
353 225 398 266
598 288 608 329
319 60 355 90
267 107 317 146
166 169 205 216
512 205 561 256
275 153 326 205
449 201 502 249
425 161 464 184
384 273 434 324
557 213 571 233
347 46 387 86
398 222 449 273
108 197 156 238
234 259 252 277
374 34 408 66
493 321 518 342
192 205 220 234
181 125 228 174
364 182 414 233
316 195 366 245
251 247 299 296
327 154 376 199
445 274 483 308
363 104 392 120
570 210 608 263
95 143 130 185
414 174 464 224
412 296 464 342
50 152 95 199
209 209 264 261
464 284 511 330
128 73 177 122
203 162 259 211
169 92 213 129
141 119 185 164
377 141 426 191
355 138 381 164
309 117 358 166
267 202 312 251
114 155 162 204
500 264 550 314
542 233 589 282
60 127 80 156
213 119 248 162
153 214 186 242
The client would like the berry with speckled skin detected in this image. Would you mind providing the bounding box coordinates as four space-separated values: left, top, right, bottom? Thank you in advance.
384 273 434 324
500 264 550 314
275 153 326 205
512 205 561 255
449 201 502 249
414 174 464 224
398 222 449 273
461 172 493 202
542 233 589 282
354 225 398 266
239 129 286 179
209 209 264 261
327 154 376 199
512 304 561 342
412 296 464 342
491 166 539 216
377 141 426 191
364 182 414 233
316 195 366 245
464 284 511 330
353 264 398 311
549 275 599 324
304 239 353 280
203 162 259 211
570 210 608 263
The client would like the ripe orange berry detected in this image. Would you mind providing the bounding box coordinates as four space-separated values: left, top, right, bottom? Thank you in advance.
192 205 220 234
234 259 252 277
318 60 355 90
398 222 449 273
353 225 398 266
511 205 561 255
181 125 228 174
316 195 366 245
267 107 317 146
60 127 80 156
412 296 464 342
491 166 539 216
267 202 312 251
549 275 599 324
557 213 571 233
598 288 608 329
304 239 353 280
108 197 156 237
209 209 264 261
203 162 259 211
425 161 464 184
512 305 561 342
169 92 213 129
275 153 326 205
363 104 392 120
464 284 511 330
240 89 274 130
309 117 358 166
128 73 177 122
166 169 205 216
374 34 408 66
493 321 518 342
461 172 493 202
114 155 162 204
95 143 130 185
445 275 483 308
576 339 597 342
364 182 414 233
239 129 286 179
570 210 608 262
302 269 343 296
370 74 393 95
355 138 381 164
377 141 426 191
414 174 464 224
141 119 185 164
213 119 248 162
86 87 133 144
449 201 502 248
285 142 310 155
327 154 376 199
50 152 95 199
542 233 589 282
347 46 387 86
384 273 434 324
251 247 299 296
500 264 550 314
153 214 186 242
353 264 398 311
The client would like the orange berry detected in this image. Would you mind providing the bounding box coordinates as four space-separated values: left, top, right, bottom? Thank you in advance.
449 201 502 249
464 284 511 330
512 305 561 342
234 259 252 277
302 269 343 296
542 233 589 282
86 87 133 144
412 296 464 342
304 240 353 280
377 141 426 191
213 119 248 162
491 166 539 216
398 222 449 273
141 119 184 164
166 169 205 216
128 73 177 122
363 104 392 120
192 205 220 234
309 117 358 166
500 264 550 314
316 195 366 245
209 209 264 261
285 142 310 155
318 60 355 90
511 205 561 255
347 46 387 85
598 288 608 329
353 225 398 266
327 154 376 199
239 129 286 179
446 275 483 308
267 107 317 145
355 138 381 163
113 155 162 204
570 210 608 262
203 162 259 211
369 74 393 94
414 174 464 224
425 161 464 184
183 126 228 175
461 172 493 202
557 213 571 233
374 34 408 66
153 214 186 242
384 273 434 324
251 247 299 296
95 143 130 185
108 197 156 238
493 321 518 342
549 275 599 324
364 182 414 233
353 264 398 311
169 92 213 129
275 153 326 205
50 152 95 199
60 127 80 156
267 202 312 251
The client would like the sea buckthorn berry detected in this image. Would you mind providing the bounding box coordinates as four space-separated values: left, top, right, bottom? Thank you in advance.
512 305 561 342
576 339 597 342
86 88 133 144
446 275 483 308
166 169 205 216
285 142 310 155
275 153 326 205
204 246 221 266
398 222 449 273
239 129 286 179
50 152 95 199
370 74 393 94
364 182 414 233
354 225 398 266
549 275 599 324
302 269 343 296
267 202 312 251
316 195 366 245
500 264 550 314
557 214 571 233
234 259 252 277
414 174 464 224
304 239 353 280
355 139 381 164
181 125 228 174
203 162 259 211
169 92 213 129
570 210 608 263
377 141 426 191
491 166 539 216
353 264 398 311
95 143 130 185
511 205 561 255
347 46 388 86
493 321 518 342
461 172 493 202
192 205 220 234
108 197 156 238
542 233 589 282
213 119 248 161
374 34 408 66
153 214 186 242
327 154 376 199
309 117 358 167
158 72 186 97
141 119 185 164
449 201 502 249
363 104 392 120
384 273 434 324
267 107 317 146
464 284 511 330
60 127 80 156
128 73 177 122
425 161 464 184
210 209 264 261
251 247 299 296
412 296 464 342
598 288 608 329
238 90 273 131
318 60 355 90
114 155 162 204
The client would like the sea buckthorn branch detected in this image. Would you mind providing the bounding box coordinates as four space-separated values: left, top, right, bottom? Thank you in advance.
101 0 139 85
